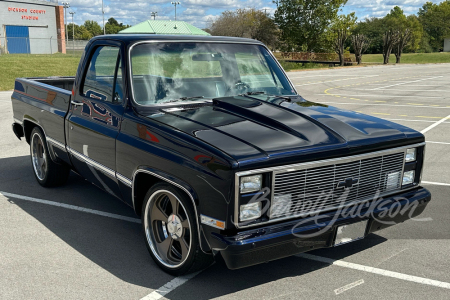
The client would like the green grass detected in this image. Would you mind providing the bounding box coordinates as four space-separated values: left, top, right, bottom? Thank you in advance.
279 61 330 72
0 54 80 91
362 52 450 64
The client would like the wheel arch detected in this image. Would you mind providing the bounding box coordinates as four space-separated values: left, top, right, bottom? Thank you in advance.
132 167 212 254
23 119 39 144
132 167 199 217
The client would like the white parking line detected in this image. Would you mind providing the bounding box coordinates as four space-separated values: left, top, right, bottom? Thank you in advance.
319 102 450 109
421 114 450 134
347 89 449 92
0 191 141 224
372 76 444 90
334 279 364 295
382 118 447 123
140 271 202 300
426 141 450 145
321 94 443 98
298 253 450 290
422 181 450 187
289 75 379 79
295 77 367 86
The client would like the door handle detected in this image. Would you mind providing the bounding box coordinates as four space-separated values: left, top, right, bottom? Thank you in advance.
71 100 83 107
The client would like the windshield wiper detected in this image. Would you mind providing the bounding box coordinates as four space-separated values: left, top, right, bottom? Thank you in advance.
165 96 205 103
242 92 292 103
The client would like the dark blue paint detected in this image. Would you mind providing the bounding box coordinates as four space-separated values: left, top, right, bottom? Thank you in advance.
10 34 431 269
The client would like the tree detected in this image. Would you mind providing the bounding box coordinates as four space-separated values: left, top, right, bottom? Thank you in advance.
274 0 348 52
67 23 93 40
209 9 279 49
353 17 386 54
352 34 370 64
84 20 102 37
330 13 357 66
105 17 130 34
383 30 400 64
404 15 423 53
418 1 450 51
395 29 412 63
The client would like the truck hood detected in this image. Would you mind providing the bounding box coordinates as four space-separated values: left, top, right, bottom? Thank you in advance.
142 96 423 167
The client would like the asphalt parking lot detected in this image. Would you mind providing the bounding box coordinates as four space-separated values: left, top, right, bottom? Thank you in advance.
1 63 450 299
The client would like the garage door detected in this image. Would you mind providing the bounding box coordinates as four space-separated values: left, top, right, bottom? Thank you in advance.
5 26 30 54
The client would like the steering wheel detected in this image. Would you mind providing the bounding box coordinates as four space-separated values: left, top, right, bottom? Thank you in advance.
225 80 251 96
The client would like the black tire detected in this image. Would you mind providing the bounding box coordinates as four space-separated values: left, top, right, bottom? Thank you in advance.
30 127 70 187
141 183 214 276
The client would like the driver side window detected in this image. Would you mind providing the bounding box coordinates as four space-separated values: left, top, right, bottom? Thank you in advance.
82 46 122 103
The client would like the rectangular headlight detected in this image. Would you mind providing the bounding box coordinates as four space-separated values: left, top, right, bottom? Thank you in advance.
403 170 415 186
240 202 262 222
405 148 416 162
240 175 262 194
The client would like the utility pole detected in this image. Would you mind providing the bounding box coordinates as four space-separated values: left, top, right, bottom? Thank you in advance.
102 0 105 35
62 2 70 45
69 11 76 54
151 12 158 20
171 2 180 21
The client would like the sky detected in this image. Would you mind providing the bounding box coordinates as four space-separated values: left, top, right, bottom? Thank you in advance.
58 0 445 29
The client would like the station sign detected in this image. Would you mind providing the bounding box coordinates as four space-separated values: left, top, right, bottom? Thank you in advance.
7 6 47 21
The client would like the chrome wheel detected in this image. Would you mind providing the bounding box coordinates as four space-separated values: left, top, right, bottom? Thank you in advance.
144 190 192 269
31 132 47 181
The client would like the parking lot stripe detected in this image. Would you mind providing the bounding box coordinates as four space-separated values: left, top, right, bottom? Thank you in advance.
426 141 450 145
422 181 450 187
319 102 450 109
322 94 443 98
421 114 450 134
372 76 444 90
0 191 141 224
298 253 450 290
140 271 201 300
334 279 364 295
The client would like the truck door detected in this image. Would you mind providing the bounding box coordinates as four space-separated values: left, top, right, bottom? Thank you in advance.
67 43 125 198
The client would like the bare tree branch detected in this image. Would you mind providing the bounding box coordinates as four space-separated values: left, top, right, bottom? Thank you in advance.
383 30 400 64
394 29 412 63
351 34 370 65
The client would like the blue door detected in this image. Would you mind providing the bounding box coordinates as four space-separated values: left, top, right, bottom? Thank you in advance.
6 26 30 54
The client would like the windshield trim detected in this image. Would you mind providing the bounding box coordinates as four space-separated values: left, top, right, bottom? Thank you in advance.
127 40 299 107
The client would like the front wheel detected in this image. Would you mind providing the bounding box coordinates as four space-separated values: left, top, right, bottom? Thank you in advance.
141 183 213 275
30 127 70 187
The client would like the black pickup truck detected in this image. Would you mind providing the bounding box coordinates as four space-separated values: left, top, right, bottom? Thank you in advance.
11 35 431 275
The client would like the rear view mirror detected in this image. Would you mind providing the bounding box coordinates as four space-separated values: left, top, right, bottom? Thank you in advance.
192 53 223 61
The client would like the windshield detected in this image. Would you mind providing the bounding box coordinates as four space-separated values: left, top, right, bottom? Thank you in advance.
130 42 296 105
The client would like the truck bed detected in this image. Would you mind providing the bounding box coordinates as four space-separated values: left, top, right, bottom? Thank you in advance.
12 77 74 165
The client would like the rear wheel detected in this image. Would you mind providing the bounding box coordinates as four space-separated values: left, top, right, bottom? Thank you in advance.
142 183 213 275
30 127 70 187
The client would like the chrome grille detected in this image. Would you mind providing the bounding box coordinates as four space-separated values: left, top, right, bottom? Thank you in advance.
271 152 405 219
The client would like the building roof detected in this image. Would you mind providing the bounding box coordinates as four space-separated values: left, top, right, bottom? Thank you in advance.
119 20 210 36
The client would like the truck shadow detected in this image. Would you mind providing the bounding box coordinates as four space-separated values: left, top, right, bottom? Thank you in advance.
0 155 387 298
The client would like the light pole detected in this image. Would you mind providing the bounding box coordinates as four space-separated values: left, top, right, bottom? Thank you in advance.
171 2 180 21
102 0 105 35
62 2 70 45
69 11 76 54
151 12 158 20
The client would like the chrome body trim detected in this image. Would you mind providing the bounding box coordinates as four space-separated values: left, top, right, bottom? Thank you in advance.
67 146 116 179
127 40 298 108
131 169 208 254
234 142 426 229
117 172 132 187
13 117 22 125
200 214 225 230
46 137 67 151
